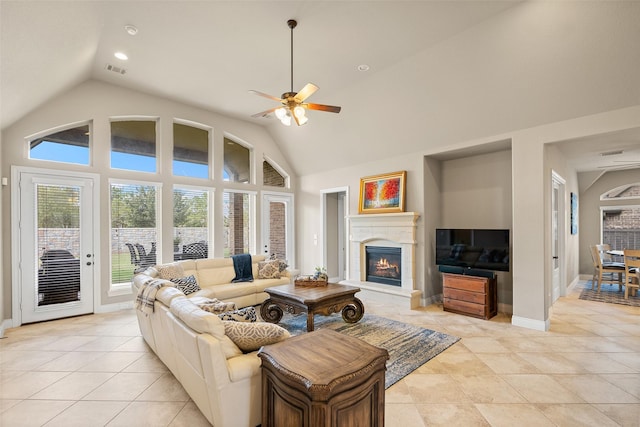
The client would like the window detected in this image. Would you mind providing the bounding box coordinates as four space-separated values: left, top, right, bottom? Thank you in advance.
601 183 640 200
29 123 90 165
223 138 250 183
174 187 210 260
111 120 157 172
263 160 286 187
601 183 640 250
110 182 160 287
173 122 209 179
223 190 254 256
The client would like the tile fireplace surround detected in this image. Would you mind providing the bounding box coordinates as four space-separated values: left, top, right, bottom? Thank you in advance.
341 212 422 308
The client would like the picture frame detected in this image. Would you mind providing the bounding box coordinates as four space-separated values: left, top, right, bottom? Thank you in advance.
570 192 578 235
358 171 406 214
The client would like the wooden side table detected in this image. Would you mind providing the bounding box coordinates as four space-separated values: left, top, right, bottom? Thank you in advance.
258 329 389 427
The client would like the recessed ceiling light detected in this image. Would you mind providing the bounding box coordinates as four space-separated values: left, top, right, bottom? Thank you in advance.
114 52 128 61
357 64 370 72
124 25 138 36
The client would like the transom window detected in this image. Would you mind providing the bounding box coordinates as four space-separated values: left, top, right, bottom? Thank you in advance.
111 120 157 173
29 123 90 165
173 122 209 179
263 160 286 187
223 138 250 183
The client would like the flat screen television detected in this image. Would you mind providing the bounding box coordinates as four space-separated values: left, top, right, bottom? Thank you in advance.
435 228 510 272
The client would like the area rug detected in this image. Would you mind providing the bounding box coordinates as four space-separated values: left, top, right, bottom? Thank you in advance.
579 282 640 307
274 313 460 388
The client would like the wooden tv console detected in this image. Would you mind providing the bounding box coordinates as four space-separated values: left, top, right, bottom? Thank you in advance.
442 272 497 320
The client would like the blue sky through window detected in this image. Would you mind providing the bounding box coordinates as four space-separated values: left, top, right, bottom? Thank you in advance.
30 141 89 165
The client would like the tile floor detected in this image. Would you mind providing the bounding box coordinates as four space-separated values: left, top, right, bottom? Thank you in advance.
1 281 638 426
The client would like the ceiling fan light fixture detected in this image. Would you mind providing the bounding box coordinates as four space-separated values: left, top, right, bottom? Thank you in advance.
293 105 306 118
275 107 287 120
280 115 292 126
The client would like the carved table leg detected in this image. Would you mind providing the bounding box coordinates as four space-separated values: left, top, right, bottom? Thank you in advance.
306 311 315 332
260 299 284 324
342 298 365 323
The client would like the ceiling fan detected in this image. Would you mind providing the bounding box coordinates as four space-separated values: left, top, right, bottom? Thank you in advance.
250 19 341 126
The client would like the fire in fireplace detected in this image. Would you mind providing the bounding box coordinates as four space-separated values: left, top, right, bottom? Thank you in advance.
365 246 401 286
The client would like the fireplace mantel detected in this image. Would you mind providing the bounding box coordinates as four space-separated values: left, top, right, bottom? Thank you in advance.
341 212 422 308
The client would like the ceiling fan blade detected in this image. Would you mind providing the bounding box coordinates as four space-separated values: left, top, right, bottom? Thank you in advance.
294 83 318 103
305 103 342 113
251 107 280 118
249 90 283 102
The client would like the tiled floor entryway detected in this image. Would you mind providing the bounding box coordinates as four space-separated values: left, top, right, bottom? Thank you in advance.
1 281 638 426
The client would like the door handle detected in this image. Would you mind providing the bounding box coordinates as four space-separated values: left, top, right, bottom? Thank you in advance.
552 256 559 260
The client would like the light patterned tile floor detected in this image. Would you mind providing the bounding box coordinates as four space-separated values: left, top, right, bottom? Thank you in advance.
1 281 638 426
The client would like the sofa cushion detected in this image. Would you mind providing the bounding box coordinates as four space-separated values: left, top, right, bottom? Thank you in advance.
218 307 257 322
156 285 185 306
170 275 201 295
257 260 281 279
170 297 242 358
195 258 237 286
198 282 257 301
222 321 290 352
156 262 185 280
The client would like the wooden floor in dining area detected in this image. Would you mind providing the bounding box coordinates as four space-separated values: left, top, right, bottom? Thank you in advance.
1 280 638 426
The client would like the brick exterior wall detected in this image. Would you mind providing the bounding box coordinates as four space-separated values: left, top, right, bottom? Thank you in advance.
263 161 285 187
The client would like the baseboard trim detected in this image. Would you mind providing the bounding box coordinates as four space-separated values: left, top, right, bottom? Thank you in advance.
0 319 14 338
95 301 134 313
512 315 549 331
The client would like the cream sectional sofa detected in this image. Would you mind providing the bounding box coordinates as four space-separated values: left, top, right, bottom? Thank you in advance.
131 255 291 427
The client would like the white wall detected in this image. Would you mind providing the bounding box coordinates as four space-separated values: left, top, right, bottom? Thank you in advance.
1 80 296 318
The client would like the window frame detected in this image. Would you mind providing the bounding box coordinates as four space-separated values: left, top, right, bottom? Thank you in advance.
26 120 92 166
222 188 257 257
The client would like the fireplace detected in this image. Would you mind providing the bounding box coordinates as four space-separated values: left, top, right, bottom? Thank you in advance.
365 246 401 287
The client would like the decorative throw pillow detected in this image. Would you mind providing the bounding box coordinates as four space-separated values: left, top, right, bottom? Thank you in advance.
257 260 281 279
222 321 290 352
156 262 185 280
218 306 257 322
269 254 289 273
191 297 237 314
170 275 201 295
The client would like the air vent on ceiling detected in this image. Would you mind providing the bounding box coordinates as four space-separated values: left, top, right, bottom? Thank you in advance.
600 150 623 156
105 64 126 75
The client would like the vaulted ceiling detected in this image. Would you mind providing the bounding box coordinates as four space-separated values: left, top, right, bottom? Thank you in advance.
2 1 639 176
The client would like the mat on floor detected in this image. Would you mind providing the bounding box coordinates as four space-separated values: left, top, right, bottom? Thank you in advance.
579 282 640 307
274 312 460 388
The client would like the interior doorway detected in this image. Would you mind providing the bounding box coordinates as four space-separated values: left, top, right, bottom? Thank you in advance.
551 171 567 304
321 187 348 282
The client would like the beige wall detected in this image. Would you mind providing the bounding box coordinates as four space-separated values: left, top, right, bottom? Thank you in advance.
578 169 640 275
298 105 640 331
1 80 295 321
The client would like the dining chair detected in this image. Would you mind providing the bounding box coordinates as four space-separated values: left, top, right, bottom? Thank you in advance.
623 249 640 299
589 244 625 292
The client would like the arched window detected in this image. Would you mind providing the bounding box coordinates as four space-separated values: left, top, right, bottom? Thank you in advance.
263 159 287 188
29 122 91 165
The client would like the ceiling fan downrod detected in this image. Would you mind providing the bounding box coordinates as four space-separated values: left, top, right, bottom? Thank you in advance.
288 19 297 94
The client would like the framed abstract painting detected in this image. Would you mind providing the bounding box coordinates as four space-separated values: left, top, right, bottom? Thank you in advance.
358 171 406 214
570 192 578 235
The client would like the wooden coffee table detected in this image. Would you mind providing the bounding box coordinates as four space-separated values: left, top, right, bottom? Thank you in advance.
260 283 364 332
